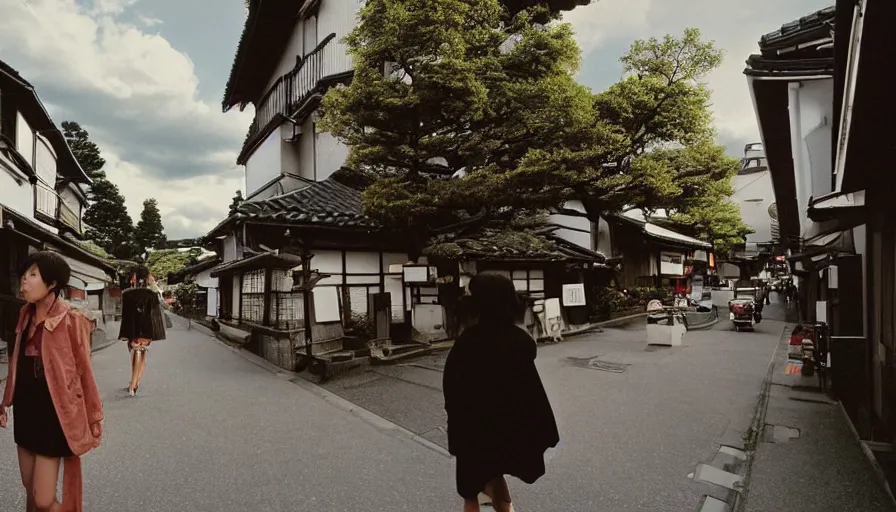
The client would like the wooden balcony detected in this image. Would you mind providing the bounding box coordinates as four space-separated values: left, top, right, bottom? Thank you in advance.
34 180 83 235
238 33 352 164
34 180 58 224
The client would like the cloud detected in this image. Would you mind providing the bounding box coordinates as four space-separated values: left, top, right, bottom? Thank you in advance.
95 145 243 240
0 0 251 239
137 14 163 27
565 0 831 156
561 0 651 57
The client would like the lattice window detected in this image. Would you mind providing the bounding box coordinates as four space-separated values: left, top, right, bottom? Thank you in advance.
273 292 303 330
240 270 265 324
343 285 381 317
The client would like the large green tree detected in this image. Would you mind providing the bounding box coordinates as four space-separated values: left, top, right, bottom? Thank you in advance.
62 121 137 260
322 5 748 251
321 0 591 250
135 198 167 251
509 29 750 223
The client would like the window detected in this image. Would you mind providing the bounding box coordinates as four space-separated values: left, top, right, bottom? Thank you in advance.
240 270 265 324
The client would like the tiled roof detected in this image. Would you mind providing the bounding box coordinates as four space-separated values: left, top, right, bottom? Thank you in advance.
425 226 606 263
222 0 306 112
236 177 377 228
210 252 303 278
612 211 712 250
745 6 836 77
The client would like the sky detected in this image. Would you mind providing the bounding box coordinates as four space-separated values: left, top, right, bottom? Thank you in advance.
0 0 831 240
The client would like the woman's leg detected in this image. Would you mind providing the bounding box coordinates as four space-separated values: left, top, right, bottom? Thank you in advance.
134 348 147 389
128 347 140 393
30 454 62 512
17 446 36 511
483 477 513 512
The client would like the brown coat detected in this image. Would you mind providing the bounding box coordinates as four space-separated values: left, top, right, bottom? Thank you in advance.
1 299 104 512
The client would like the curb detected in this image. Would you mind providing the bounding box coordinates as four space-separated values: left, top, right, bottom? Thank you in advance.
841 402 896 506
179 315 453 460
91 336 123 354
732 324 788 512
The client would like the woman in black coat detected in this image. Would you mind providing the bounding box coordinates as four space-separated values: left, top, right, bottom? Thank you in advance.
119 266 166 396
443 273 559 512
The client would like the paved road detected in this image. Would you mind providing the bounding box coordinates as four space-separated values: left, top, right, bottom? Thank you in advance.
324 295 792 511
0 317 460 512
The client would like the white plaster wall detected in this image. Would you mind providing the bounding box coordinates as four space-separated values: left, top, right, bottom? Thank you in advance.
732 170 775 244
315 130 349 181
299 118 316 180
315 250 343 273
792 79 834 238
195 268 219 289
280 123 301 177
548 200 593 250
346 251 379 273
0 161 34 218
16 113 34 165
245 129 282 196
223 235 239 262
265 18 305 94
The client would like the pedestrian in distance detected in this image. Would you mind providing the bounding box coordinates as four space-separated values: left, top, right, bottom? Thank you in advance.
119 265 166 396
0 251 104 512
443 272 560 512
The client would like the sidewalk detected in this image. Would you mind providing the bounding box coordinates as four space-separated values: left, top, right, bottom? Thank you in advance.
741 324 896 511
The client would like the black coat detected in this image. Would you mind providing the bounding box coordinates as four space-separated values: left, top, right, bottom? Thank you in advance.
443 323 559 458
118 288 167 341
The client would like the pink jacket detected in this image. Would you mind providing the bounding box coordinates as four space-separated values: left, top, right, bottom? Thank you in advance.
2 299 104 512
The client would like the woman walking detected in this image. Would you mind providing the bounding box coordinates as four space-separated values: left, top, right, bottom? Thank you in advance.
0 251 104 512
119 265 166 396
443 273 560 512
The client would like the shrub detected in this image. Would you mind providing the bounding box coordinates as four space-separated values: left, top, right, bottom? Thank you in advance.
344 313 375 339
173 282 197 314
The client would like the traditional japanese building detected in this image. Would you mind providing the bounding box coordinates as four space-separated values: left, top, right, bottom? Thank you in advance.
746 0 895 443
206 0 596 373
0 59 116 345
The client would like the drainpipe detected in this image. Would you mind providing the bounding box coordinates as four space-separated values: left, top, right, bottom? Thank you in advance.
787 82 807 238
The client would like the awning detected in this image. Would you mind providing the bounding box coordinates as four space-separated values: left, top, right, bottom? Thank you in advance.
61 254 113 285
210 252 303 278
808 189 866 224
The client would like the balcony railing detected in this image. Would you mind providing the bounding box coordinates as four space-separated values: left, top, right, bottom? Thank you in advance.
34 180 58 222
242 33 350 155
34 180 83 235
58 199 82 235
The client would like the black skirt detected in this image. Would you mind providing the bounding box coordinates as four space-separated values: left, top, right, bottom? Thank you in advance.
455 448 547 500
13 328 73 458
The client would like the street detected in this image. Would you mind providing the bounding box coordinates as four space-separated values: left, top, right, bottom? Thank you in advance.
0 316 459 512
323 294 793 511
1 298 791 511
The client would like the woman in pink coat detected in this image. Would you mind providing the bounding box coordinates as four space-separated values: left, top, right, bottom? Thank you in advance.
0 251 104 512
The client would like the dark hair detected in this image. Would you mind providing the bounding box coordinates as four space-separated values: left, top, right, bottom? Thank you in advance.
19 251 71 297
134 265 150 285
468 272 522 325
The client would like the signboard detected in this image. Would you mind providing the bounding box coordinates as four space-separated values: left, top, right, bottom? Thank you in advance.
561 283 586 307
660 252 684 276
403 265 436 283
